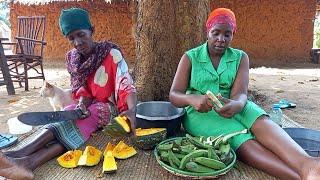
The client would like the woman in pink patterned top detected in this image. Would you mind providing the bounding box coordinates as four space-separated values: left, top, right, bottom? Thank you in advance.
0 8 137 180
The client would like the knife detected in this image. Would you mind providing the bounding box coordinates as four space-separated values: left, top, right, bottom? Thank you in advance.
17 109 87 126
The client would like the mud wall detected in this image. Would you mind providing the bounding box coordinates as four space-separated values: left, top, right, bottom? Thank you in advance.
211 0 316 65
10 0 316 65
10 0 137 63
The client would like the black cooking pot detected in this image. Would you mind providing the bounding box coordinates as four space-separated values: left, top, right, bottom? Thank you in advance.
136 101 185 136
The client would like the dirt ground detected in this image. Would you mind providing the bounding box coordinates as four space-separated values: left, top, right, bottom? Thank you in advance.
1 61 320 134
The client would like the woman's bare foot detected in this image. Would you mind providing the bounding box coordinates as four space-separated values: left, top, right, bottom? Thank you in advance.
301 157 320 180
0 153 34 180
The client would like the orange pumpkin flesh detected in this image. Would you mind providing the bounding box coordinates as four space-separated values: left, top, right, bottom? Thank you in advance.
77 146 102 166
112 140 137 159
57 150 82 168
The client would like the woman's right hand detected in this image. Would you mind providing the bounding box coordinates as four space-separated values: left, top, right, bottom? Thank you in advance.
76 102 91 119
76 96 92 119
190 95 214 113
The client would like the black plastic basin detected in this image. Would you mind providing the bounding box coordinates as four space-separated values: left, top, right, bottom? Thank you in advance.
136 101 185 136
283 127 320 157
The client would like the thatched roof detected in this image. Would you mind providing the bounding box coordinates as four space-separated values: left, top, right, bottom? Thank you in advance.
11 0 115 5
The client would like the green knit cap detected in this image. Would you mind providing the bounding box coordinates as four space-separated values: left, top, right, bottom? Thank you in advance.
59 8 92 36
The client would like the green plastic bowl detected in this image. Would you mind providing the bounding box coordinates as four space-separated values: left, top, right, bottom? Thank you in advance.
154 137 236 179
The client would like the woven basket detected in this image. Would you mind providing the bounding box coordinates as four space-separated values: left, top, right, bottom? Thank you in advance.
154 137 236 179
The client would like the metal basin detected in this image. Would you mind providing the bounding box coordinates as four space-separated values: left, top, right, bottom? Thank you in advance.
283 127 320 157
136 101 185 136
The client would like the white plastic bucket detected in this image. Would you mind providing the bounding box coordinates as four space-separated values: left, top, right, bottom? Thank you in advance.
7 117 33 134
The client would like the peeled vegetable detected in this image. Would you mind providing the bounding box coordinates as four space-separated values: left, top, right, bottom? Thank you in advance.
57 150 82 168
103 142 115 156
206 90 223 108
103 151 117 173
78 146 102 166
113 140 137 159
104 116 131 137
136 128 166 136
132 128 167 150
103 142 117 173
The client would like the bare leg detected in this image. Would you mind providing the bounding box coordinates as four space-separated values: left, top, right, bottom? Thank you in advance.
237 140 300 180
252 116 320 179
14 142 66 170
0 142 65 180
0 152 34 180
4 129 55 158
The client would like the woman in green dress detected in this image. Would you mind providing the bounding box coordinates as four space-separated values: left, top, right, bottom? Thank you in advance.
169 8 320 180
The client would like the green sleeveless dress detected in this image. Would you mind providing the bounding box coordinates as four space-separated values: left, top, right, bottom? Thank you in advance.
184 42 267 150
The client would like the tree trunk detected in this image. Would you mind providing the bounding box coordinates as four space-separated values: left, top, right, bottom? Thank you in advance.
134 0 210 101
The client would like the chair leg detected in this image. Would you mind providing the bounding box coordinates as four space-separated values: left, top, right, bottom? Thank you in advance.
14 62 22 88
23 60 28 91
40 61 45 80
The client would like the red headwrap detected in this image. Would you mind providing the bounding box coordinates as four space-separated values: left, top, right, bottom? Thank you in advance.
206 8 237 33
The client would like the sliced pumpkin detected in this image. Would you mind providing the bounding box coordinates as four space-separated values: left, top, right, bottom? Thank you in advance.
113 140 137 159
103 142 115 156
132 128 167 150
136 128 167 136
115 116 131 132
57 150 82 168
78 146 102 166
102 151 117 173
104 116 131 137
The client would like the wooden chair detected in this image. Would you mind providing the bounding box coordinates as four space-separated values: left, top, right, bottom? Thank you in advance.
2 16 46 91
0 38 15 95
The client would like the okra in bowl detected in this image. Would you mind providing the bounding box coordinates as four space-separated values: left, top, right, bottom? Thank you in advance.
154 135 237 178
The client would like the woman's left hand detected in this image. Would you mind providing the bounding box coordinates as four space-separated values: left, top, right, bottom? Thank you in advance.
119 108 136 136
215 96 244 118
